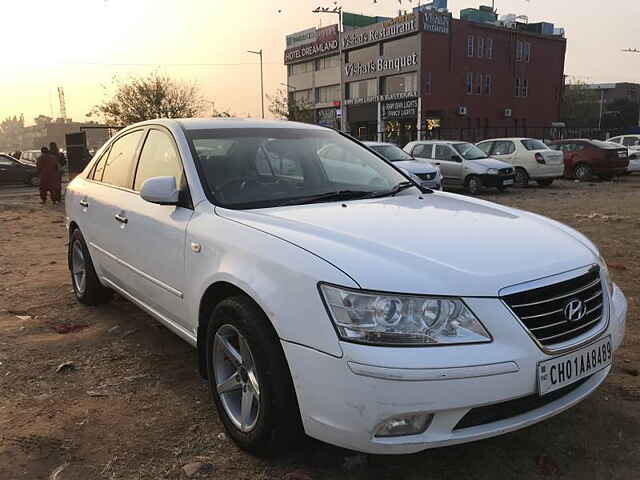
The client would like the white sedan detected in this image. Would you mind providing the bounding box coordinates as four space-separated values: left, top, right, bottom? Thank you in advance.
476 138 564 187
65 119 626 455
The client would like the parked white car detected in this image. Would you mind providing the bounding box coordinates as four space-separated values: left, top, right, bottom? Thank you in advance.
363 141 442 190
476 138 564 187
605 138 640 174
404 140 515 194
18 149 41 166
65 119 627 456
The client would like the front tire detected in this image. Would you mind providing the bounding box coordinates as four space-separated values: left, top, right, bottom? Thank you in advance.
28 175 40 187
69 229 112 305
514 168 529 187
465 175 483 194
206 296 303 456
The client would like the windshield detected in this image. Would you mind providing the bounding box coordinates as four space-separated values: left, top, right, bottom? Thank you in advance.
521 139 549 151
453 143 488 160
368 144 413 162
188 128 410 209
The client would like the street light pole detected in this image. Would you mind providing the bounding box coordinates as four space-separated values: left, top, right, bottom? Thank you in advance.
248 49 265 119
312 6 345 132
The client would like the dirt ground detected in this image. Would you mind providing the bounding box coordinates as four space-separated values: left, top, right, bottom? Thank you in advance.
1 177 639 480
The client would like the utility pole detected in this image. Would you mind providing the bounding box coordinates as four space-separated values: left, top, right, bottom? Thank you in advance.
622 48 640 126
312 5 345 132
248 49 265 119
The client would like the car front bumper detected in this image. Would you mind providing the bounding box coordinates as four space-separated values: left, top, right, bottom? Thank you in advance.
283 284 627 454
480 174 515 188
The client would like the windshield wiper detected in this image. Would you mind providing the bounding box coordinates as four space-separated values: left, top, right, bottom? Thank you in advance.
274 190 373 206
365 181 417 198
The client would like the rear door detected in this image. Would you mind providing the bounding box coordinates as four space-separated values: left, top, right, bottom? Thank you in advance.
0 156 23 183
114 128 193 326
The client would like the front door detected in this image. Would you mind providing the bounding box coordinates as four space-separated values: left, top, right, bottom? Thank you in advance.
434 144 463 184
0 156 23 183
115 128 193 326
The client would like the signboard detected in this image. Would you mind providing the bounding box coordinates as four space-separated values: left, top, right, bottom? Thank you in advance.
345 90 417 106
317 107 338 127
284 25 339 64
382 98 418 120
344 52 417 79
286 27 316 49
341 13 418 50
421 9 450 34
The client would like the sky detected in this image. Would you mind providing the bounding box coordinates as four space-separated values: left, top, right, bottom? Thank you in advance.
1 0 639 125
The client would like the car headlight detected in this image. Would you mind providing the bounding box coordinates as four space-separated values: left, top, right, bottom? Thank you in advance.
487 168 499 175
319 284 491 346
599 256 614 296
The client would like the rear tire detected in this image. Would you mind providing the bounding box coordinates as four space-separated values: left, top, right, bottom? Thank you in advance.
537 179 554 187
465 175 483 195
69 228 112 305
573 164 592 182
514 168 529 187
206 296 303 456
28 175 40 187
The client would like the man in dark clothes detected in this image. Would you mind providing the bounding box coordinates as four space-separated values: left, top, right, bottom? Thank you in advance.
36 147 62 204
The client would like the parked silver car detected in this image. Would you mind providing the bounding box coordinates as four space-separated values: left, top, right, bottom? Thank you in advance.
363 141 442 190
404 140 515 194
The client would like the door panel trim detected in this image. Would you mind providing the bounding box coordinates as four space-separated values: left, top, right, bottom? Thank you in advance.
89 242 184 298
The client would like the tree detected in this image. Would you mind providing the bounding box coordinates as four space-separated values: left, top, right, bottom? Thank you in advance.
268 88 314 123
601 98 640 130
560 79 601 127
0 115 25 151
89 72 205 126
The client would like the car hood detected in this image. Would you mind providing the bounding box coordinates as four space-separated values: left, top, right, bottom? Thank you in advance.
468 157 513 169
217 193 598 296
392 160 437 174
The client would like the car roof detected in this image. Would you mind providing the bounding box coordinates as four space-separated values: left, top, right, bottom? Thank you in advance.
477 137 534 142
412 140 463 145
125 118 328 132
362 141 396 146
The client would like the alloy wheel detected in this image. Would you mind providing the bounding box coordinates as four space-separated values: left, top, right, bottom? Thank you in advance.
514 168 529 187
71 240 86 294
213 324 261 432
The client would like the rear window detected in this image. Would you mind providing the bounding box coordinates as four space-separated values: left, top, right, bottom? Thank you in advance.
520 139 548 151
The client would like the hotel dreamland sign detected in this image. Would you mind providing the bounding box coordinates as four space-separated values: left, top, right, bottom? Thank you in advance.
286 28 317 49
342 13 418 50
284 25 339 64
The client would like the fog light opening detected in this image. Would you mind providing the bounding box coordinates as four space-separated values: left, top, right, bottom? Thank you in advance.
374 413 434 438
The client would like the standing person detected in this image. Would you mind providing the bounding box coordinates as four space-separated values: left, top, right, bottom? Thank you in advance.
48 142 65 204
36 147 61 204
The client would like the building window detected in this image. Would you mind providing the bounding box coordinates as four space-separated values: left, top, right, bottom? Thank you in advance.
467 36 474 57
516 40 523 62
316 84 340 103
315 55 339 70
484 74 492 95
514 77 521 97
346 78 377 99
522 78 529 97
288 61 313 76
477 37 484 58
292 89 313 105
424 72 432 95
466 72 473 95
524 42 531 62
382 72 417 95
486 38 493 59
475 73 482 95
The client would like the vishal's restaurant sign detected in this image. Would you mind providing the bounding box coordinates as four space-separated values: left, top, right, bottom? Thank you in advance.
284 25 339 64
344 52 417 79
341 13 418 50
422 9 450 34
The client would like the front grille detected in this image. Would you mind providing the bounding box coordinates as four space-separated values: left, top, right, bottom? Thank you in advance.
453 376 591 430
417 172 436 181
499 167 513 175
502 267 604 346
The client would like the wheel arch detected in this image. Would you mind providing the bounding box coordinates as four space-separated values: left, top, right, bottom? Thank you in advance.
197 281 275 379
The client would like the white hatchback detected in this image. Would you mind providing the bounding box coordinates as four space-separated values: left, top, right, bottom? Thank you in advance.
476 138 565 187
65 119 627 455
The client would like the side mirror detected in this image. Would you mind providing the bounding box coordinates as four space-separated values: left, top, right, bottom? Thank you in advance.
451 154 460 162
140 176 179 205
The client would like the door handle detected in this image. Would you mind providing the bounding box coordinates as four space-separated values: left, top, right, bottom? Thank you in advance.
114 213 128 224
79 199 89 207
434 162 441 165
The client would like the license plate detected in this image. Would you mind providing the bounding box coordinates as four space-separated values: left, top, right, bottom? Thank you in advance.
503 179 514 185
537 335 612 396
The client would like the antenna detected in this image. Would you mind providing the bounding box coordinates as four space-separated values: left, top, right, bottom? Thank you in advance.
57 86 67 120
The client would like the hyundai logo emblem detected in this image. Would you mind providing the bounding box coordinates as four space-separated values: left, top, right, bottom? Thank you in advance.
563 299 587 323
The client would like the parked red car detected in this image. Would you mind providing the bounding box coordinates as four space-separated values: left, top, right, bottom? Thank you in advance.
549 139 629 181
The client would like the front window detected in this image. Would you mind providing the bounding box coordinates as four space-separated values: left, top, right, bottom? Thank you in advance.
369 144 413 162
347 79 378 99
187 128 409 209
316 84 340 103
453 142 488 160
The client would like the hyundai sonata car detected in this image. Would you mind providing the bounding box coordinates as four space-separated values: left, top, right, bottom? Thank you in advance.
65 119 627 456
